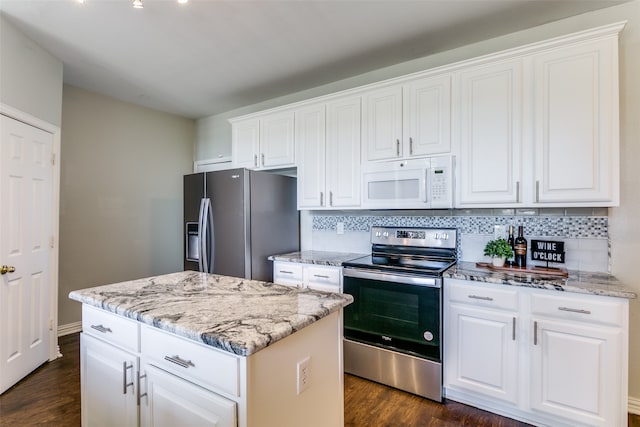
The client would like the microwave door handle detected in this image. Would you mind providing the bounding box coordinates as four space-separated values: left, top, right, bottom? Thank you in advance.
425 168 431 205
197 198 207 272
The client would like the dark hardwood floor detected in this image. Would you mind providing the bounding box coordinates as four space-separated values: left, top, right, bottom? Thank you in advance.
1 333 638 427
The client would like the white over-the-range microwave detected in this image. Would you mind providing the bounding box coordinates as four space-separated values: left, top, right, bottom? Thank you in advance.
361 155 454 209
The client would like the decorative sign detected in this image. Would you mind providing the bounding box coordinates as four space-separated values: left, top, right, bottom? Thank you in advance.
531 240 565 264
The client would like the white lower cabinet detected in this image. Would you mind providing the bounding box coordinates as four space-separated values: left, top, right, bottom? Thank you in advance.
81 334 138 427
140 363 236 427
444 278 628 427
80 304 344 427
273 261 342 293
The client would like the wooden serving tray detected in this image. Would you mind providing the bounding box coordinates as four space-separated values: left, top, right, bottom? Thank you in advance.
475 262 569 278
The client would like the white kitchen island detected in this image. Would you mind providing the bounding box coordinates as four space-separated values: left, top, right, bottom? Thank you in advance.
69 271 353 427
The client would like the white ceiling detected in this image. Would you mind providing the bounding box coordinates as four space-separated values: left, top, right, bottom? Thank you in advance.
0 0 630 119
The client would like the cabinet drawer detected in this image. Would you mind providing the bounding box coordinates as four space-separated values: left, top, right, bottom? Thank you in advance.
141 326 240 397
273 261 304 287
530 292 625 327
446 279 519 311
82 305 140 353
304 265 341 292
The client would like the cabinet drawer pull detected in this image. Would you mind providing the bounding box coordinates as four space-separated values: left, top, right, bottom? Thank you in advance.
558 306 591 315
467 295 493 301
279 270 294 275
313 274 330 279
90 324 112 334
164 355 196 368
137 371 147 405
122 362 134 395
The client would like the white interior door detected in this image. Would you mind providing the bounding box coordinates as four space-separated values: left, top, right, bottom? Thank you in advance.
0 115 53 394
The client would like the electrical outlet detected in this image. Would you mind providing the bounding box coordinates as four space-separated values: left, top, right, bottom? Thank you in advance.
336 222 344 235
296 356 311 395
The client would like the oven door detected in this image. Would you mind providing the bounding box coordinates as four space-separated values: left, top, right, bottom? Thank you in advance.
342 268 441 362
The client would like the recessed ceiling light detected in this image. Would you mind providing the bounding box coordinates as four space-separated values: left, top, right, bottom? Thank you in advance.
178 0 188 3
133 0 143 8
77 0 84 3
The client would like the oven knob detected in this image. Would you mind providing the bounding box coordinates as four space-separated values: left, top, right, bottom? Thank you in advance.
423 331 434 342
375 231 381 237
382 232 389 238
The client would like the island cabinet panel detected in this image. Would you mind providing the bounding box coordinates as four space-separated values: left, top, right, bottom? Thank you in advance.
140 364 236 427
443 278 629 427
245 310 343 427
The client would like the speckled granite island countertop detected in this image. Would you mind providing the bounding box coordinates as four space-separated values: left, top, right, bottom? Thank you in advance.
445 261 636 299
69 271 354 356
268 250 367 266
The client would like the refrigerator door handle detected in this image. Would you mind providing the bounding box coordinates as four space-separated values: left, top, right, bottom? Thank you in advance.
205 198 215 273
197 198 207 272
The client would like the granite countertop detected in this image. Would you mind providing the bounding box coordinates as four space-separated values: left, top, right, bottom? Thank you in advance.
69 271 353 356
268 250 367 267
445 261 637 299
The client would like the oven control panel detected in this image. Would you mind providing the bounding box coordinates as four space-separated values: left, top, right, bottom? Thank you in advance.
371 226 457 249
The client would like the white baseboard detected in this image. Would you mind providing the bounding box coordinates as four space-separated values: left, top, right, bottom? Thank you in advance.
629 396 640 415
58 321 82 336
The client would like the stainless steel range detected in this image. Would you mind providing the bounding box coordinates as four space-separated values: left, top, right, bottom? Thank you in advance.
341 226 457 402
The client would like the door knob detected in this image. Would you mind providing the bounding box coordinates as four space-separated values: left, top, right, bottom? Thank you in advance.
1 265 16 275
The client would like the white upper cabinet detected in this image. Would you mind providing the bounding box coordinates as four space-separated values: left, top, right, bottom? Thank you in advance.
532 38 619 205
296 104 326 209
403 74 452 157
231 111 295 170
455 59 524 206
326 96 361 208
362 75 452 163
362 85 403 161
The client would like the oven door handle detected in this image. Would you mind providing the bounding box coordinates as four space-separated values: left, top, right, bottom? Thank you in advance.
343 268 440 288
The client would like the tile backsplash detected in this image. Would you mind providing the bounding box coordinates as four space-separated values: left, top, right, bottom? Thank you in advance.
308 210 609 272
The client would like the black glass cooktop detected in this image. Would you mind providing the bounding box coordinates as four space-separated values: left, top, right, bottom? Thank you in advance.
342 254 456 276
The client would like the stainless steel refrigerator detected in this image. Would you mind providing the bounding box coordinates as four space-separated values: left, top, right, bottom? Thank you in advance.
183 168 299 281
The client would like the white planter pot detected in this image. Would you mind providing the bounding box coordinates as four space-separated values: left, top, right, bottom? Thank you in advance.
491 257 506 267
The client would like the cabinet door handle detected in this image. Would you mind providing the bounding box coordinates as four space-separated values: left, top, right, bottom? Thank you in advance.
320 192 324 206
468 295 493 301
164 355 195 369
396 139 400 156
512 317 516 341
533 321 538 345
279 270 294 275
137 371 147 405
558 306 591 315
409 137 413 155
122 362 134 395
254 154 258 167
536 180 540 203
516 181 520 203
329 191 333 206
90 324 112 334
313 274 330 279
261 153 265 166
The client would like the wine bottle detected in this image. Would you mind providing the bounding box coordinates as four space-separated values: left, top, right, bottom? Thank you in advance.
514 225 527 268
507 225 515 267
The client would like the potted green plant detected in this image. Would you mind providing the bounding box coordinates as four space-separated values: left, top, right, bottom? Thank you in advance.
484 238 514 267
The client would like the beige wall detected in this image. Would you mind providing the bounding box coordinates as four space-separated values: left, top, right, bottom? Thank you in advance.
59 85 195 325
196 2 640 401
0 15 63 126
